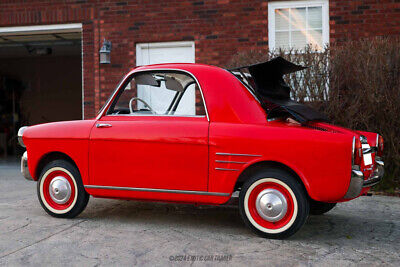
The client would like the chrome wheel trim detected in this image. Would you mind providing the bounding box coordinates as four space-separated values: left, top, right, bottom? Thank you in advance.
49 176 72 204
39 167 78 214
255 188 287 222
244 178 298 234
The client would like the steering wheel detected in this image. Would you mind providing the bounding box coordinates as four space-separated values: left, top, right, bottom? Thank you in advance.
129 97 155 114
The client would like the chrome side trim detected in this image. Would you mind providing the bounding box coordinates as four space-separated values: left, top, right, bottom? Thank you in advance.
84 185 230 196
215 168 240 171
215 160 246 164
216 152 262 157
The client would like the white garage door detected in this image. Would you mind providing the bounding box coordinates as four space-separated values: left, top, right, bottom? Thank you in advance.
136 41 196 115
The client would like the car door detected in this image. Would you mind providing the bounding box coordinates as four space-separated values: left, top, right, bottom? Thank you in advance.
88 71 209 192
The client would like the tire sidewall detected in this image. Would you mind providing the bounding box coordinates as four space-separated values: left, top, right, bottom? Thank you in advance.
239 169 309 239
37 160 88 218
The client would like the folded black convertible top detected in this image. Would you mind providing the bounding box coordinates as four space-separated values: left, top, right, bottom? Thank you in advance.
229 57 329 123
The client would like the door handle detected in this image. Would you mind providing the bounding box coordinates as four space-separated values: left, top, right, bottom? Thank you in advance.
96 123 112 128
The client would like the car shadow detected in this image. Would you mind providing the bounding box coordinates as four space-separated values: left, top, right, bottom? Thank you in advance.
76 198 395 242
80 198 246 233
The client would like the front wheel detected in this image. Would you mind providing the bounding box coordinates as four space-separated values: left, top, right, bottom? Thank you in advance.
37 159 89 218
239 169 309 239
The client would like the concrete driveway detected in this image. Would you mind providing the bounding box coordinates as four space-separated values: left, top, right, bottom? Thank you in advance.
0 160 399 266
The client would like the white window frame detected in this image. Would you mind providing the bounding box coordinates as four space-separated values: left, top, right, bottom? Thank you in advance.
268 0 329 51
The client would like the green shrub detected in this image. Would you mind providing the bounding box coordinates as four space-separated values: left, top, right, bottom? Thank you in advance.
226 37 400 192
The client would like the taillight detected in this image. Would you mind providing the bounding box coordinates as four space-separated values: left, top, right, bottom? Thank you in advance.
376 134 384 157
352 136 362 165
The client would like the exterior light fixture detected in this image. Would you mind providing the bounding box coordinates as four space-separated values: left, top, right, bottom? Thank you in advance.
99 39 112 64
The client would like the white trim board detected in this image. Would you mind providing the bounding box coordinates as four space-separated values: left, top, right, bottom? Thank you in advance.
136 41 195 66
0 23 82 36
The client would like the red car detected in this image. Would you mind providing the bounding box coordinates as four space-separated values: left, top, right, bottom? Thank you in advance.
18 57 384 238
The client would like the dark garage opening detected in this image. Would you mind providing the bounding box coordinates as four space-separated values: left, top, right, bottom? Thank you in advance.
0 29 82 158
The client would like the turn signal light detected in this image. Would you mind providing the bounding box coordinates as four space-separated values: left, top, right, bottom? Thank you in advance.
353 136 362 166
377 134 384 157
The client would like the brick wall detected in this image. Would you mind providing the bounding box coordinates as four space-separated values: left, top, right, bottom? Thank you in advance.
330 0 400 43
0 0 399 117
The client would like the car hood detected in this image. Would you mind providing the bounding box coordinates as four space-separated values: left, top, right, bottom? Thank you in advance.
23 120 96 141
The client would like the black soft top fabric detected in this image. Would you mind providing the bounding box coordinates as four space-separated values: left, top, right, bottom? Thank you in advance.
248 57 307 99
264 98 329 123
231 56 329 123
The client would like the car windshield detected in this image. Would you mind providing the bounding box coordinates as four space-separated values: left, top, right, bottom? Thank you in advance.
97 74 128 116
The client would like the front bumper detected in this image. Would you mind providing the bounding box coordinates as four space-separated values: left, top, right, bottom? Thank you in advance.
344 158 384 199
21 151 33 181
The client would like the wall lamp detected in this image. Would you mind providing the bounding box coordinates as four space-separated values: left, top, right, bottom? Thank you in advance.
99 39 112 64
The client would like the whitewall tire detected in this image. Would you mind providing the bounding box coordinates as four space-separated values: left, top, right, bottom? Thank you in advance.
37 159 89 218
239 169 309 239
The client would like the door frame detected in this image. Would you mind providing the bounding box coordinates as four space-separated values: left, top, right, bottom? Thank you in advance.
0 23 84 119
136 41 195 66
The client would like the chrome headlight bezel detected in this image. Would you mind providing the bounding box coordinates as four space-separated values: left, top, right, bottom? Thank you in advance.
18 126 28 148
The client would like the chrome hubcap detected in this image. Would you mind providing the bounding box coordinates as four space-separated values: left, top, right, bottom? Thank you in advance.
49 176 71 204
255 188 287 222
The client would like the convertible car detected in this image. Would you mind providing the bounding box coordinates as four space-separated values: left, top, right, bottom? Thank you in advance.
18 57 384 238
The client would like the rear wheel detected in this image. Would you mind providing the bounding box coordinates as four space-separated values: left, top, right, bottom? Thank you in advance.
310 200 336 215
239 169 309 239
37 159 89 218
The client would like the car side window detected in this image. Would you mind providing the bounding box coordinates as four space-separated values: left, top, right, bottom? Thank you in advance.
108 71 206 116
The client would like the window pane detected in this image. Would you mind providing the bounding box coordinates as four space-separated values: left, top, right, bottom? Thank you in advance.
275 31 290 49
272 4 326 51
275 8 289 31
137 83 175 114
109 72 206 116
308 29 323 50
291 31 307 49
308 7 322 29
290 7 306 31
175 84 195 115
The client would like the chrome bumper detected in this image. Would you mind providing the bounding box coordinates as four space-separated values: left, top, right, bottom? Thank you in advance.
363 160 384 187
344 159 384 199
21 151 33 181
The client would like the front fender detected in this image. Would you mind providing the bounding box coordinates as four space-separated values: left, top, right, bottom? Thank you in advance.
23 120 96 183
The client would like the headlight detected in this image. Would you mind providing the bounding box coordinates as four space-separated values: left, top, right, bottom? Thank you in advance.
18 126 28 148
